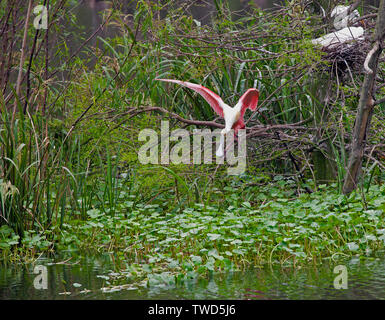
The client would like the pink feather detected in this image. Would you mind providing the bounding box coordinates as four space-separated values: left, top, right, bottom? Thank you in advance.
238 88 259 119
156 79 225 118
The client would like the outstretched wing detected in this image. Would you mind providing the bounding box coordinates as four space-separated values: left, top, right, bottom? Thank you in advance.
237 88 259 118
156 78 225 118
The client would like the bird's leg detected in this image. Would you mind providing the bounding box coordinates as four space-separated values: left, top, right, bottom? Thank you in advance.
216 128 233 158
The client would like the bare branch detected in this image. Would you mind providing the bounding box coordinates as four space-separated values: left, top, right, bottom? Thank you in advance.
364 41 380 74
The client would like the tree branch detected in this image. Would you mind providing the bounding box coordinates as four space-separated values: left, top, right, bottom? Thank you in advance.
343 0 385 194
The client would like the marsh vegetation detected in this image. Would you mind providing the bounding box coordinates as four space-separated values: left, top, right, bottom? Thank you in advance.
0 0 385 298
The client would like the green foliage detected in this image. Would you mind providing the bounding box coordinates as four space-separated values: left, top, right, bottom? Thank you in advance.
47 180 385 284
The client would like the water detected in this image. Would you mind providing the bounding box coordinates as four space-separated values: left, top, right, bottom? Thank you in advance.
1 253 385 299
64 0 281 53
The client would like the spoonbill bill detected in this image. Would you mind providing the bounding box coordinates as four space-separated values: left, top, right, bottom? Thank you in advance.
156 79 259 157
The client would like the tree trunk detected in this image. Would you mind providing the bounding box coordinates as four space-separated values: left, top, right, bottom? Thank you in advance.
343 0 385 194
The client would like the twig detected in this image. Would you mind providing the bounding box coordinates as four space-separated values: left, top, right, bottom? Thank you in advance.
12 0 34 124
23 0 48 114
374 97 385 105
348 0 362 15
127 105 223 129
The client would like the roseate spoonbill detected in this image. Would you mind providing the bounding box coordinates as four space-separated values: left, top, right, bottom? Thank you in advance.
156 79 259 157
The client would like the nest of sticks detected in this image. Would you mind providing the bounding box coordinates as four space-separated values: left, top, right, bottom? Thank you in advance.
321 36 372 76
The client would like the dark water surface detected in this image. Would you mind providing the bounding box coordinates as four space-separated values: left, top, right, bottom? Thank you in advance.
1 253 385 299
69 0 281 48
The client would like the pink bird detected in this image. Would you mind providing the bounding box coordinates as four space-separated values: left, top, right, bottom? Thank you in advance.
156 79 259 157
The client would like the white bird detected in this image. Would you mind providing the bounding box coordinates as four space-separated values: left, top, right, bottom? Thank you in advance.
312 5 363 49
331 5 360 30
311 26 364 48
156 79 259 157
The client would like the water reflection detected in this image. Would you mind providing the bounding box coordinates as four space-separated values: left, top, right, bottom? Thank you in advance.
1 253 385 299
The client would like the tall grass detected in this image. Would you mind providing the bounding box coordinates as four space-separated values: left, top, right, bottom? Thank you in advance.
0 98 66 236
